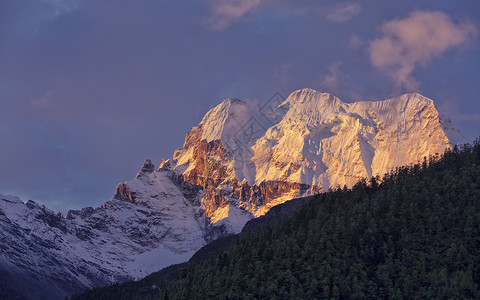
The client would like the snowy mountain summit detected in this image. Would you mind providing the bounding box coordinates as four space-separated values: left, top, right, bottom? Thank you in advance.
167 88 464 219
0 88 464 299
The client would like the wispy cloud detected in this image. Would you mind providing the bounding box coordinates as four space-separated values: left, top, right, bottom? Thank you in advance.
321 61 342 91
368 10 477 90
274 62 293 86
326 3 361 23
348 34 364 49
29 90 68 122
439 100 480 123
42 0 80 18
203 0 264 30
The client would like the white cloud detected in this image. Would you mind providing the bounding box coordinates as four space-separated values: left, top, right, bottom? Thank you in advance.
321 61 342 91
326 3 361 23
204 0 264 30
368 10 477 90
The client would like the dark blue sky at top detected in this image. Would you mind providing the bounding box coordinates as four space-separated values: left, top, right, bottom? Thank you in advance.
1 0 479 213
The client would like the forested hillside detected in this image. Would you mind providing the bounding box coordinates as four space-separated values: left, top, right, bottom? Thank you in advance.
74 140 480 299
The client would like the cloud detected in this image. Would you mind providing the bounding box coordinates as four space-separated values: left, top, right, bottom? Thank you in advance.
321 61 342 91
29 90 68 122
368 10 478 90
204 0 264 30
439 100 480 123
31 90 56 108
274 62 293 86
348 34 364 49
326 3 361 23
42 0 80 18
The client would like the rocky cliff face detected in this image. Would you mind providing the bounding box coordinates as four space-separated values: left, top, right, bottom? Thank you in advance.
0 88 465 299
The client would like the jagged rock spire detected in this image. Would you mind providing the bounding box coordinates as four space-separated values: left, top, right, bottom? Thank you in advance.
135 159 155 178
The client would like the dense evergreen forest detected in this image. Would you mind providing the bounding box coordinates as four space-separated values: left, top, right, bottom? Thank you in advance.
73 140 480 299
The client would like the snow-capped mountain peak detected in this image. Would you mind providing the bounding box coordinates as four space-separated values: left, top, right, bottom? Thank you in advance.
198 98 253 145
278 88 346 128
171 88 465 221
281 88 342 107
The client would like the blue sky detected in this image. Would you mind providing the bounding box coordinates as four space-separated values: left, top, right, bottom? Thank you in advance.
1 0 479 212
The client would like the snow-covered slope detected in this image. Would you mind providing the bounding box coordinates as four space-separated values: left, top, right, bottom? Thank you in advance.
253 89 464 188
0 162 209 299
0 88 465 299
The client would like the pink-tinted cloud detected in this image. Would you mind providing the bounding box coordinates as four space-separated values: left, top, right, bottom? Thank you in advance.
369 10 478 90
439 100 480 123
204 0 264 30
348 34 364 49
326 3 361 23
29 90 69 122
274 62 293 86
321 61 342 91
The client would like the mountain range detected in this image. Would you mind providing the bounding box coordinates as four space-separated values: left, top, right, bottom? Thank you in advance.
0 88 465 299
